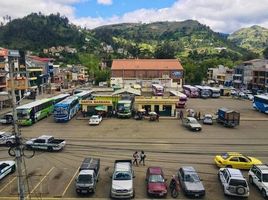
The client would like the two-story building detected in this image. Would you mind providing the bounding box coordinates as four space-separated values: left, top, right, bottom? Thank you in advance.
233 59 268 89
111 59 184 90
207 65 233 86
252 65 268 92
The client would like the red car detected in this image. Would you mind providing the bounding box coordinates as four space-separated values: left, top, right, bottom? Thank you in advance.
146 167 168 197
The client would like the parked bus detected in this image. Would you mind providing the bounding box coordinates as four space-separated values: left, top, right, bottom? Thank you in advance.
170 90 188 108
53 96 80 122
253 94 268 114
152 84 164 96
17 99 54 126
207 87 220 98
195 85 211 98
182 85 199 98
117 96 133 118
75 90 92 101
50 93 70 104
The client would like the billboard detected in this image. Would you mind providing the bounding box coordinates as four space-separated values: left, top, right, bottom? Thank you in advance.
171 71 183 78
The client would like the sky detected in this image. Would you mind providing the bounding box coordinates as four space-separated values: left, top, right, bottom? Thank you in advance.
0 0 268 33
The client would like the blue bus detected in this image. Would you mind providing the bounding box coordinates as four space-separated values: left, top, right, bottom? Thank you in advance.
253 94 268 114
53 96 80 122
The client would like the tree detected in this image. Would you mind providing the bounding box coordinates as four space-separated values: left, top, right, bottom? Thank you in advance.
263 47 268 59
154 42 176 59
78 53 100 79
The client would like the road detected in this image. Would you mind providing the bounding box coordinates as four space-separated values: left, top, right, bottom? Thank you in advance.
0 98 267 199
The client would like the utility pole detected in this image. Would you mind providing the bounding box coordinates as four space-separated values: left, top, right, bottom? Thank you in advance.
8 50 25 200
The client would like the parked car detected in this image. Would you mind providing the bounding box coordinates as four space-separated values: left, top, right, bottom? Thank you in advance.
245 93 254 101
146 167 168 197
89 115 102 125
218 168 249 197
0 160 16 180
110 160 135 199
177 166 205 197
0 113 13 125
25 135 66 151
248 164 268 198
75 157 100 194
214 152 262 169
182 117 202 131
203 114 213 125
0 132 15 146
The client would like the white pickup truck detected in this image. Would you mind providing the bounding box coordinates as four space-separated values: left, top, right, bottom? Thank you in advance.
110 160 135 199
26 135 66 151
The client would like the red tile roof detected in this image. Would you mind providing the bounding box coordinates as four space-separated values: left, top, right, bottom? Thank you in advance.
112 59 183 70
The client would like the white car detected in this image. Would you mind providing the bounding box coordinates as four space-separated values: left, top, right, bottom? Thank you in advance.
0 132 15 146
0 160 16 180
203 114 213 125
89 115 102 125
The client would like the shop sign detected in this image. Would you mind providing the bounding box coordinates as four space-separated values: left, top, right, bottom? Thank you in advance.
81 100 112 105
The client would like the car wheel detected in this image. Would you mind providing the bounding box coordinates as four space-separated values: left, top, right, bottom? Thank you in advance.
48 147 53 152
6 141 13 146
261 189 267 198
249 176 254 185
236 186 246 195
11 165 16 173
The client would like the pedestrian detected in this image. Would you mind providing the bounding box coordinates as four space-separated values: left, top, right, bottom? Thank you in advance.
156 113 160 122
132 151 139 166
198 112 201 120
179 110 184 120
139 150 146 166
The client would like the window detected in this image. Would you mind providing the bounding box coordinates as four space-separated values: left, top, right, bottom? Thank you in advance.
239 157 249 162
223 169 228 180
229 157 239 162
256 171 262 180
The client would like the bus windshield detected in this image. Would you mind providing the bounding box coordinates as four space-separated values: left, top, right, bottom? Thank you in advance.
17 109 30 119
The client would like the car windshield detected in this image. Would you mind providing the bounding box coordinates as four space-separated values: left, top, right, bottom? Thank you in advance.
185 173 200 182
114 172 131 180
78 174 92 183
149 174 165 183
190 119 198 124
229 179 247 187
263 174 268 182
91 116 99 119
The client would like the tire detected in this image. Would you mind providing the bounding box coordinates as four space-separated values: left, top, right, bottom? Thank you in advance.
48 146 53 152
236 186 246 195
132 190 135 198
261 189 267 198
249 176 253 185
171 188 179 198
6 141 13 147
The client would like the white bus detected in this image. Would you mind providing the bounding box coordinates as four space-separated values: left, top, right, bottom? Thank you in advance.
195 85 211 98
152 84 164 96
183 85 199 98
207 87 221 98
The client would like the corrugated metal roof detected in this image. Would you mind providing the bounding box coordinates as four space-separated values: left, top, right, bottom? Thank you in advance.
111 59 183 70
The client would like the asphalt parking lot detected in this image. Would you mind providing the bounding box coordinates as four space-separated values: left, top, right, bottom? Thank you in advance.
0 97 267 200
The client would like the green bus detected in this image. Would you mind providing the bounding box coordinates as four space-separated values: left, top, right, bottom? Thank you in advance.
16 99 54 126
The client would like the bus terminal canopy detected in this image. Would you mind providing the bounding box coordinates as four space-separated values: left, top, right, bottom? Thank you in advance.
95 105 107 111
112 87 141 96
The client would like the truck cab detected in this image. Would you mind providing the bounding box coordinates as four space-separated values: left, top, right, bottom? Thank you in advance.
75 158 100 194
110 160 135 198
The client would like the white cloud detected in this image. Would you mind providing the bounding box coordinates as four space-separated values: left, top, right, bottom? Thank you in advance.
0 0 267 33
97 0 112 5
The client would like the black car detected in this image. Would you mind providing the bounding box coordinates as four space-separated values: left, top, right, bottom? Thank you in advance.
177 166 205 197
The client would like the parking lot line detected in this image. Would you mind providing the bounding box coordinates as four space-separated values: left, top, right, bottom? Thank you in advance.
61 166 80 197
27 167 55 198
0 177 17 193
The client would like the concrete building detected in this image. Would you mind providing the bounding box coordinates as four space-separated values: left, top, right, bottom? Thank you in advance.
233 59 268 89
252 65 268 92
207 65 233 85
111 59 184 90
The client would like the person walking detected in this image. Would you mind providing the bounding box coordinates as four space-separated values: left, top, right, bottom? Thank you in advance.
133 151 139 166
179 110 184 120
139 150 146 166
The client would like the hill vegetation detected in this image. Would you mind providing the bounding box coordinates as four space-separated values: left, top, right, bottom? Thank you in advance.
0 13 265 84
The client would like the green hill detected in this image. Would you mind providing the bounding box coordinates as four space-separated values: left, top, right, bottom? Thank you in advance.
0 13 84 50
228 25 268 54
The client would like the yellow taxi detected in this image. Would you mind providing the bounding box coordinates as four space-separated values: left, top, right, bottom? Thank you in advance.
214 152 262 170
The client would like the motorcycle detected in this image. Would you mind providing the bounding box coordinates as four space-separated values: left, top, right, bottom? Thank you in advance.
169 175 180 198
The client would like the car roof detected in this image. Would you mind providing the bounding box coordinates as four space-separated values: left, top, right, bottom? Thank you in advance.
254 164 268 173
204 114 212 117
226 168 243 177
226 152 243 156
148 167 163 175
180 166 196 174
91 115 100 117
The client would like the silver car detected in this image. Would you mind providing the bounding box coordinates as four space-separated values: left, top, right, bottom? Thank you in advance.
182 117 202 131
177 166 205 197
203 114 213 125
